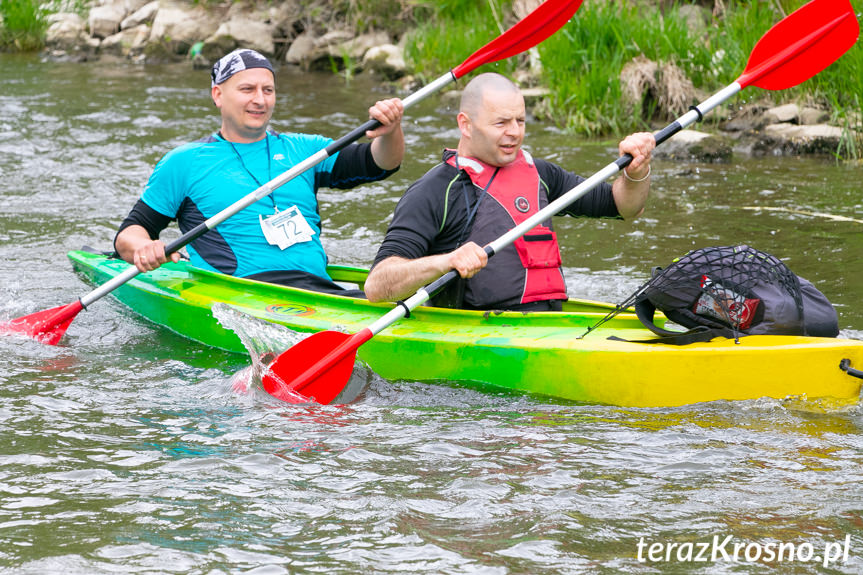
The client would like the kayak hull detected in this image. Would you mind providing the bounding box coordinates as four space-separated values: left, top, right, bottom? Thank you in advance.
67 250 863 408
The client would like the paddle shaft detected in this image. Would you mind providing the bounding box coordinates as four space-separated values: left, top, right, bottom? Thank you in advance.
78 74 458 310
352 81 742 341
357 0 854 336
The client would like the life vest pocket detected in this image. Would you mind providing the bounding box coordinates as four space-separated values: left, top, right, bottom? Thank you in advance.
514 226 562 269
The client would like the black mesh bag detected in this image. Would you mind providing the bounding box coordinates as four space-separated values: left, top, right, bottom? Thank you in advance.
588 245 839 345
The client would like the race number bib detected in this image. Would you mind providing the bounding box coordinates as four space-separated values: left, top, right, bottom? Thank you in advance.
259 205 316 250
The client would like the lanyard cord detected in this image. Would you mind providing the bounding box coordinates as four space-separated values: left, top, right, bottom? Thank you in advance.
223 132 275 210
455 154 500 247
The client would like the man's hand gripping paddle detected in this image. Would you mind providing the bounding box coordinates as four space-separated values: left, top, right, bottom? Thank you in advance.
0 0 584 347
263 0 859 405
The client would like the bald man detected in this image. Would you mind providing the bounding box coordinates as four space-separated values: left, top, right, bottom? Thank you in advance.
364 72 654 311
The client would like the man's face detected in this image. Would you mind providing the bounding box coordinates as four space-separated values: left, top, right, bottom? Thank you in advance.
212 67 276 143
458 89 526 167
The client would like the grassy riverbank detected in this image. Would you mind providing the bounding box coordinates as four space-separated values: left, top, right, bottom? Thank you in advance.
403 0 862 159
3 0 860 157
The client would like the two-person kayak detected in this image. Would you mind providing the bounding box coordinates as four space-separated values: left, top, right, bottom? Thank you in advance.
67 249 863 408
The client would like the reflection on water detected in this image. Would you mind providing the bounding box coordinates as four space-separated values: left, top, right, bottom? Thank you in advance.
1 53 862 573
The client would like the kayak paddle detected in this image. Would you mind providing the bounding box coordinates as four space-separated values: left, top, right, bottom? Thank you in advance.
262 0 859 404
0 0 583 346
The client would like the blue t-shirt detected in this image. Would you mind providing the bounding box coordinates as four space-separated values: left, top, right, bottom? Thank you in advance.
141 132 373 279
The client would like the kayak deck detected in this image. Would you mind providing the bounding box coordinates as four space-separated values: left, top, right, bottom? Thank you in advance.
67 250 863 408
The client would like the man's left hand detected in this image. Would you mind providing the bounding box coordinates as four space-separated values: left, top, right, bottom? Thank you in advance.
366 98 404 139
619 132 655 180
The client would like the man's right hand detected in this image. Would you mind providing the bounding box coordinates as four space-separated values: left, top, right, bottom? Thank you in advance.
132 240 179 272
115 225 179 273
446 242 489 279
365 242 491 303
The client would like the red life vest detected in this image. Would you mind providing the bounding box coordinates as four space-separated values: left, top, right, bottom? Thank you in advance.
445 150 567 309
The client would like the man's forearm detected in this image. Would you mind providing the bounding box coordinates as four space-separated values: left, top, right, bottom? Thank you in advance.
365 255 450 302
114 225 153 264
370 127 405 171
611 176 650 220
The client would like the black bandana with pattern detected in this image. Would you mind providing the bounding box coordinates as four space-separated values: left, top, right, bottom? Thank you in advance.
211 49 274 87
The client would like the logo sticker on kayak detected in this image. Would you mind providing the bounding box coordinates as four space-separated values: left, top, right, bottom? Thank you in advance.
265 304 316 318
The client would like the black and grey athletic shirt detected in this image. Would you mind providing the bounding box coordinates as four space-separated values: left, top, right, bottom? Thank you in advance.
372 150 620 268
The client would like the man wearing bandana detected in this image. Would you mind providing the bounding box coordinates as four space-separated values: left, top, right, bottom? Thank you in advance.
114 49 404 296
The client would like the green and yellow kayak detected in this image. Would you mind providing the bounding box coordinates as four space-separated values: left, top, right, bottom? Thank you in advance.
68 250 863 408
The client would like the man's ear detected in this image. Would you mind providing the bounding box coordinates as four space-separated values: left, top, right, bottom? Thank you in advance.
457 112 471 139
211 85 222 108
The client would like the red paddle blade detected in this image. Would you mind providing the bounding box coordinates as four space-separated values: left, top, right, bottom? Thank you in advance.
0 301 83 345
262 329 371 405
738 0 859 90
452 0 583 79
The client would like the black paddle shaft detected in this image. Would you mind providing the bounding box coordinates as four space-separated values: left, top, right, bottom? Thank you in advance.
421 245 498 300
613 118 692 172
163 117 384 257
326 118 383 156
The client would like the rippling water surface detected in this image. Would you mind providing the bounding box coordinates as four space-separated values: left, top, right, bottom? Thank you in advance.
1 54 862 574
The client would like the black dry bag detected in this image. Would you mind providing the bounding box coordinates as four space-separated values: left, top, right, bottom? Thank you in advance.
607 245 839 344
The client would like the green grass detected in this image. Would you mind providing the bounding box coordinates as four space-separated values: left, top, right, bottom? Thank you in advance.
0 0 48 51
402 0 863 156
404 0 510 81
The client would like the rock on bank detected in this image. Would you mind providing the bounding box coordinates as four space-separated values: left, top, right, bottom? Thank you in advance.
44 0 407 79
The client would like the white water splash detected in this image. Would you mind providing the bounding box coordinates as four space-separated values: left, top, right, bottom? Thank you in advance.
211 303 376 404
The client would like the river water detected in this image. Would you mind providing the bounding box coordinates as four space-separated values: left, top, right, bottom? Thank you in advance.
1 54 862 574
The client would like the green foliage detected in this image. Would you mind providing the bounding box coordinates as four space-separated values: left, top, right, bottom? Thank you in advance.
0 0 49 51
539 2 636 135
404 0 516 83
531 2 714 135
401 0 862 158
535 1 810 134
330 48 355 81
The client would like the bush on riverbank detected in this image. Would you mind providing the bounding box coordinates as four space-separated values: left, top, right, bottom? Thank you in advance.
0 0 47 50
